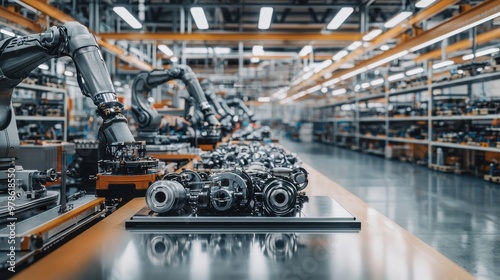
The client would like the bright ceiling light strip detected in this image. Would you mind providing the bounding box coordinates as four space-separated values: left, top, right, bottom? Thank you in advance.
250 57 260 63
462 47 500 60
322 78 341 88
332 50 349 61
252 45 265 55
380 45 390 51
302 71 314 80
170 57 179 63
258 97 271 102
113 7 143 29
432 60 454 69
361 82 370 89
370 78 385 86
158 44 173 56
0 29 16 37
340 67 367 80
332 88 347 96
362 29 383 41
388 73 405 81
258 7 274 30
347 41 362 51
321 87 328 93
299 45 313 57
327 7 354 30
367 50 408 70
314 60 333 73
384 11 412 28
190 7 209 30
405 67 424 76
416 0 437 8
410 12 500 52
306 85 322 94
214 47 231 54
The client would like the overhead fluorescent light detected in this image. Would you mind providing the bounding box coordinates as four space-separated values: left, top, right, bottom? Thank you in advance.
370 78 385 86
347 41 362 51
185 47 210 54
307 85 322 94
384 11 412 28
405 67 424 76
0 29 15 37
170 57 179 63
367 50 408 69
410 12 500 52
214 47 231 54
258 7 274 30
323 78 340 88
11 0 39 14
314 60 333 73
321 87 328 93
299 45 313 57
113 81 121 87
113 7 142 29
303 66 311 72
340 67 367 80
362 29 383 41
302 71 314 80
190 7 209 30
290 78 302 86
332 50 349 61
252 45 265 55
158 44 173 56
416 0 436 8
258 97 271 102
380 45 390 51
388 73 405 81
323 72 333 79
291 91 308 100
432 60 455 69
332 88 347 96
462 47 500 60
37 64 49 70
64 71 73 77
327 7 354 30
354 84 361 91
250 57 260 63
361 82 370 89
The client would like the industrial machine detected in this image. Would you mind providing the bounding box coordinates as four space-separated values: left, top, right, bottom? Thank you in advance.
131 65 220 147
0 21 139 265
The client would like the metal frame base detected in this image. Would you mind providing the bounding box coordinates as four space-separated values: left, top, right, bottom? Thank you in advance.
126 196 360 232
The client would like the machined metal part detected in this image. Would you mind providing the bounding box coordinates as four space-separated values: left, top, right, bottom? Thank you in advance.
262 177 297 216
146 180 187 214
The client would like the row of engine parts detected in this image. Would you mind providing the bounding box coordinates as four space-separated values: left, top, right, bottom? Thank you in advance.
197 142 302 170
145 167 309 217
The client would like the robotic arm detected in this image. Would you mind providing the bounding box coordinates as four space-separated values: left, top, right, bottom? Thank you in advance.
0 22 134 169
131 65 219 136
226 96 256 123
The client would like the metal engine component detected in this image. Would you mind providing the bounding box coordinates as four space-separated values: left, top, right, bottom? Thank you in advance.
146 180 187 214
99 141 158 175
145 167 308 217
261 177 298 216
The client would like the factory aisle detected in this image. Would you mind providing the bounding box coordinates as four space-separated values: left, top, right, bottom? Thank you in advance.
278 135 500 280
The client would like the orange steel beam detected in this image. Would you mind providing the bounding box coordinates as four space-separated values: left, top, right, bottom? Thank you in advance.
0 6 43 32
21 0 153 71
416 28 500 62
290 0 459 95
98 32 363 42
292 0 500 100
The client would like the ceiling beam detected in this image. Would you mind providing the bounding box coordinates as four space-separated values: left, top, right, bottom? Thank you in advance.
98 32 363 42
415 28 500 62
20 0 152 71
0 6 43 32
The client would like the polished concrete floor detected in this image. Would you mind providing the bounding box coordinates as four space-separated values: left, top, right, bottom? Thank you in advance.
278 135 500 280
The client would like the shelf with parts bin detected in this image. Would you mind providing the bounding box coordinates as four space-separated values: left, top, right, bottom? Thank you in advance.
12 82 68 141
307 70 500 179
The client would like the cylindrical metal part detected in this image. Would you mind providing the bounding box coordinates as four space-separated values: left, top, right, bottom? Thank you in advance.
262 178 297 216
146 180 187 214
